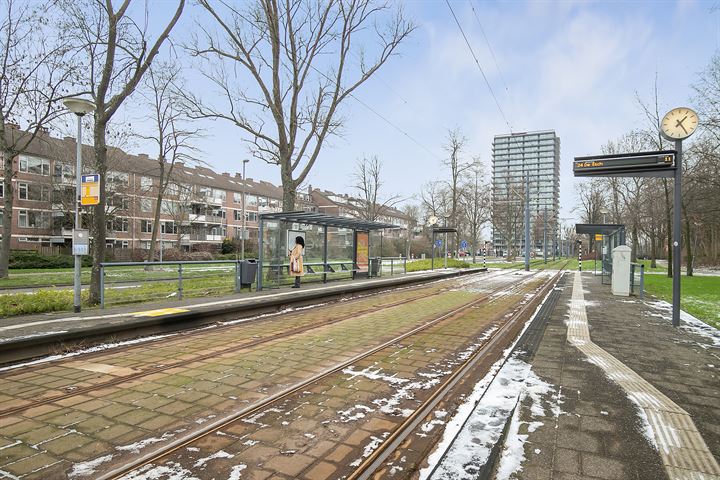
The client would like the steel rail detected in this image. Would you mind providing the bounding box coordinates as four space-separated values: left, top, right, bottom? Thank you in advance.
0 270 518 419
346 265 567 480
98 270 547 480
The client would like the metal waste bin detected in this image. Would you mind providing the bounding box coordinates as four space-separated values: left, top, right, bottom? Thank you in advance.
369 258 380 277
238 259 258 289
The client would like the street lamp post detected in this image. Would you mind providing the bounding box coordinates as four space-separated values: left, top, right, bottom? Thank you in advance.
241 159 249 260
63 97 95 313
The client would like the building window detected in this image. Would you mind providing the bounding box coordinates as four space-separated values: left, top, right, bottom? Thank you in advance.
246 211 258 222
18 210 50 228
107 194 129 210
140 220 153 233
233 192 243 203
140 176 153 189
18 182 50 201
0 181 3 198
107 171 129 188
245 194 257 207
140 198 153 213
161 221 177 234
19 156 50 175
234 210 243 221
107 217 129 232
167 183 180 195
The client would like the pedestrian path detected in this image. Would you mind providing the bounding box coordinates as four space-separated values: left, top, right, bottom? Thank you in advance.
491 271 720 480
566 271 719 479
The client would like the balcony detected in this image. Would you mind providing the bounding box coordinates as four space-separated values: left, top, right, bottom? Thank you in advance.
188 214 224 224
189 233 223 242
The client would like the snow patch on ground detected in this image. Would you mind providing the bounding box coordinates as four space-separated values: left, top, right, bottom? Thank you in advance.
421 356 561 479
115 430 183 454
119 461 200 480
193 450 234 468
228 464 247 480
68 454 114 478
644 300 719 348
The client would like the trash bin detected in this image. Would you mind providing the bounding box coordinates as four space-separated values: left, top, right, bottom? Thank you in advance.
369 258 380 277
238 259 258 288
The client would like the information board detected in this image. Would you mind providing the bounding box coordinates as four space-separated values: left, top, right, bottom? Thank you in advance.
574 151 675 178
81 174 100 205
356 232 369 273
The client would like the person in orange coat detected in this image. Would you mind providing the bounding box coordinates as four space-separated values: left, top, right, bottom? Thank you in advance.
289 236 305 288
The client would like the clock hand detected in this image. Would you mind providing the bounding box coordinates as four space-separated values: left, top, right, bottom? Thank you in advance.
680 123 688 134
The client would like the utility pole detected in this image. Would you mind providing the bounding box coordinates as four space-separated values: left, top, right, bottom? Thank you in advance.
543 206 547 264
524 176 530 272
241 159 249 260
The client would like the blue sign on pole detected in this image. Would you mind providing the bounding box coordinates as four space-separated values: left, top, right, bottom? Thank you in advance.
460 240 468 250
435 239 442 248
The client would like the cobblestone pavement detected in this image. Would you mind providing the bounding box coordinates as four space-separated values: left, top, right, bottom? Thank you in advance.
105 274 551 480
0 270 539 479
515 271 719 480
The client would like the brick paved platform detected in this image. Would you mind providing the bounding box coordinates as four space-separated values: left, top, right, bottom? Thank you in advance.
508 271 720 480
0 268 481 365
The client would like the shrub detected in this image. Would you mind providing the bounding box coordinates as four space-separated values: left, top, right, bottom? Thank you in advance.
9 251 93 269
0 289 78 317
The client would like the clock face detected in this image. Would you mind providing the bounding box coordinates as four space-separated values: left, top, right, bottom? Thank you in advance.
661 107 699 140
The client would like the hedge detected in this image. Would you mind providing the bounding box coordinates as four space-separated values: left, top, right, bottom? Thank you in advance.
9 251 94 269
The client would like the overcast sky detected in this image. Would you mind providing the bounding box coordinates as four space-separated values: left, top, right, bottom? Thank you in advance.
124 0 718 225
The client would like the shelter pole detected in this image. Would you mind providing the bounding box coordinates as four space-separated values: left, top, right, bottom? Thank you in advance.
323 225 328 283
672 140 682 327
543 206 547 263
444 232 448 269
257 216 264 291
431 230 435 270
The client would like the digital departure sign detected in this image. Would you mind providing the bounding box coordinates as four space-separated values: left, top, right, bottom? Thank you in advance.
573 151 676 177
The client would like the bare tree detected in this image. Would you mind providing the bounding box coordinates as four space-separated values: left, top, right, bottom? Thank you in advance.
491 173 526 261
63 0 185 303
575 178 606 253
185 0 414 211
459 160 490 263
420 180 450 221
0 0 77 277
443 128 471 253
348 155 401 221
137 62 201 264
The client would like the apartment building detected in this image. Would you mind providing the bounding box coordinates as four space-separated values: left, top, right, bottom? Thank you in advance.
0 128 405 253
310 188 410 238
491 130 560 254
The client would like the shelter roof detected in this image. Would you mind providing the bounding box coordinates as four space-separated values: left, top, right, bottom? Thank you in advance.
575 224 625 235
258 211 399 230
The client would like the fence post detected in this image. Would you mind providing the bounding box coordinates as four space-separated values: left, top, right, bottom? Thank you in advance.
178 263 183 300
404 256 407 274
100 265 105 309
640 264 645 300
391 258 394 276
235 260 240 293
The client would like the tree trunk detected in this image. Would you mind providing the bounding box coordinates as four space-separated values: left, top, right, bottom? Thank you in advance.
281 172 296 212
650 233 657 269
663 178 672 277
146 163 165 264
631 224 638 263
89 122 108 304
684 210 693 277
0 150 14 278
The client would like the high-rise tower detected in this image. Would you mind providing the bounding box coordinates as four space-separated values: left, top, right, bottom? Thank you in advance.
491 130 560 257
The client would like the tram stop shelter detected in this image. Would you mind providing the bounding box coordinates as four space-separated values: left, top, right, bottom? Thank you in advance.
430 227 458 270
256 211 401 290
575 223 626 284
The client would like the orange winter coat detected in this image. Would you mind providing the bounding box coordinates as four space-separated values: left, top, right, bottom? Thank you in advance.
289 244 304 277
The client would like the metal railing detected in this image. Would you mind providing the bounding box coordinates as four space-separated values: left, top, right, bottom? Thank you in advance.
98 259 257 308
376 256 407 277
630 262 645 299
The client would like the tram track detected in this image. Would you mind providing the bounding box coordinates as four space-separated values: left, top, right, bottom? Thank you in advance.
94 268 556 480
0 269 519 419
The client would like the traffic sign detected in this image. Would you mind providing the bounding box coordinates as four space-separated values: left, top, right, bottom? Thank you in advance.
435 239 442 247
81 174 100 205
594 234 603 241
460 240 468 249
573 151 675 178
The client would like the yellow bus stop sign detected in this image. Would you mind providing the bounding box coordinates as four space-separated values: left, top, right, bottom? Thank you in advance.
81 174 100 206
595 234 603 241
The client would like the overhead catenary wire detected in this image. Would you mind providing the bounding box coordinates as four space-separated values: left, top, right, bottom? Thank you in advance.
445 0 513 133
469 0 510 95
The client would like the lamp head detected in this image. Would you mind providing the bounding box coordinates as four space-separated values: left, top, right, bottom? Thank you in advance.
63 97 95 116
